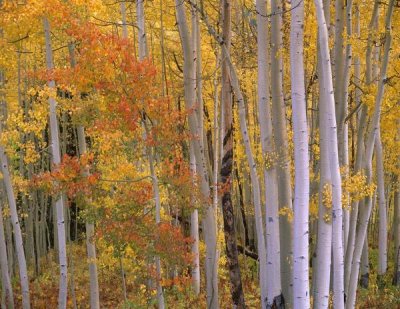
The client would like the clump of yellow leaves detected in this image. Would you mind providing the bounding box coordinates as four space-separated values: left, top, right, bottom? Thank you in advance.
278 206 294 223
322 183 333 223
342 171 376 206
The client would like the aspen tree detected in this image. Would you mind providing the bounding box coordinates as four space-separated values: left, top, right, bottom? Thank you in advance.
0 105 31 309
290 0 310 307
256 0 279 306
270 1 293 301
43 17 68 309
314 0 345 307
175 2 219 307
0 69 14 309
0 202 13 308
346 1 395 307
344 3 378 294
220 0 246 307
67 43 100 309
376 131 387 277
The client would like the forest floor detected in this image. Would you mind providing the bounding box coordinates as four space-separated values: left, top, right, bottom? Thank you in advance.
8 242 400 308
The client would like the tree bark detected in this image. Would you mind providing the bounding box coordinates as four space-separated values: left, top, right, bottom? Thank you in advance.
270 1 293 303
314 0 345 307
43 17 68 309
220 0 246 307
376 131 387 277
175 3 219 307
0 189 14 308
346 1 395 307
290 0 310 307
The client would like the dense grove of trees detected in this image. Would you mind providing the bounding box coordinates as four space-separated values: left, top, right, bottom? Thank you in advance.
0 0 399 308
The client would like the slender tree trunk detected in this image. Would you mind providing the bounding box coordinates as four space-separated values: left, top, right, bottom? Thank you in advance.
43 17 68 309
346 2 395 307
393 189 400 285
376 131 387 277
339 0 353 255
270 1 293 302
189 144 200 294
0 191 14 308
219 0 246 307
175 4 219 307
256 0 281 306
290 1 310 307
314 1 345 307
68 43 100 309
313 43 332 309
359 236 369 288
0 145 31 309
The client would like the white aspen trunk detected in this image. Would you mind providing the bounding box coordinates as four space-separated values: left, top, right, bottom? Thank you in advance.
0 66 30 309
344 4 372 294
256 0 280 306
133 2 166 305
0 195 14 308
346 2 395 307
359 235 369 288
313 45 332 309
175 4 219 307
231 60 268 309
190 144 200 294
0 146 30 309
314 1 345 307
77 125 101 309
142 126 165 308
137 0 148 59
189 8 201 296
68 43 100 309
0 69 14 308
376 132 387 276
120 2 129 39
43 17 68 309
394 189 400 285
290 0 310 307
187 4 269 304
270 1 293 302
340 0 353 254
78 127 101 309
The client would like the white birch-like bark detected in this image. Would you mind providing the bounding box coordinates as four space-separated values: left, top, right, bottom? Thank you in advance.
290 0 309 307
270 1 293 302
314 1 345 307
189 144 200 294
359 235 369 287
313 44 332 309
43 17 68 309
190 5 202 296
394 189 400 285
132 2 166 305
346 1 395 307
188 3 270 305
0 193 14 308
340 0 353 254
0 69 14 308
0 142 31 309
137 0 148 59
120 2 129 39
175 3 219 307
344 3 375 294
376 131 387 276
256 0 280 306
68 43 100 309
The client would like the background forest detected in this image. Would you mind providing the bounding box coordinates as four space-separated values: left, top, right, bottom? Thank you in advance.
0 0 399 308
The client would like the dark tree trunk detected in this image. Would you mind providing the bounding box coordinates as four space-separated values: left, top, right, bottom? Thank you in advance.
219 0 246 308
